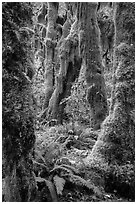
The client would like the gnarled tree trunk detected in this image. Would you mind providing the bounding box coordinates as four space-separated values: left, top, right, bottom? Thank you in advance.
84 2 135 199
47 5 82 123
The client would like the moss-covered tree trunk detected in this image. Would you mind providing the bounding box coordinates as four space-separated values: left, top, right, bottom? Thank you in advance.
36 3 47 68
84 2 135 199
3 86 36 201
78 2 108 129
46 4 82 123
97 3 115 68
2 3 36 201
43 2 59 110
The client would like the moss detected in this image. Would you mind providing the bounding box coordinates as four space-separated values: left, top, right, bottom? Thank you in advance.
43 3 59 110
78 3 108 129
46 12 82 122
115 2 135 44
2 2 36 201
84 3 135 200
105 163 135 200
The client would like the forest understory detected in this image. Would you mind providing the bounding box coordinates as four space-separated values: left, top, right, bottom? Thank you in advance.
2 2 135 202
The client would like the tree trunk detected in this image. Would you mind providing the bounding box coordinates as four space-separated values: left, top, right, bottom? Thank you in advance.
97 3 115 67
84 2 135 198
2 3 36 201
4 155 36 202
43 2 59 110
46 5 82 123
78 2 108 129
3 83 36 202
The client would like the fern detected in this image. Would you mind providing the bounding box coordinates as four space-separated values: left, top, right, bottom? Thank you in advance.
60 164 79 175
33 160 49 172
35 176 58 201
50 164 102 196
53 175 66 195
53 161 79 174
35 150 46 164
50 165 73 175
69 174 92 189
68 174 102 196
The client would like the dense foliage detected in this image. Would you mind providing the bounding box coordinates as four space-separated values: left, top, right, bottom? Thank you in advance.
2 2 135 202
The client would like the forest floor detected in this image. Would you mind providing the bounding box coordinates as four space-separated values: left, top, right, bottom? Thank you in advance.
32 59 131 202
34 121 130 202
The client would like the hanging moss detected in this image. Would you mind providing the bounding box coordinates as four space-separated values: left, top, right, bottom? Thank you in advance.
45 5 82 123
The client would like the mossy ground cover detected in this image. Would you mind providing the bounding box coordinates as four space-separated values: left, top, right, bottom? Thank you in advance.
34 121 130 202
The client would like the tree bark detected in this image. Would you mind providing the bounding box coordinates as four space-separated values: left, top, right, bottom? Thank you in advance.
47 5 82 123
84 3 135 197
3 82 36 202
2 3 36 201
78 2 108 129
97 3 115 67
43 3 59 110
